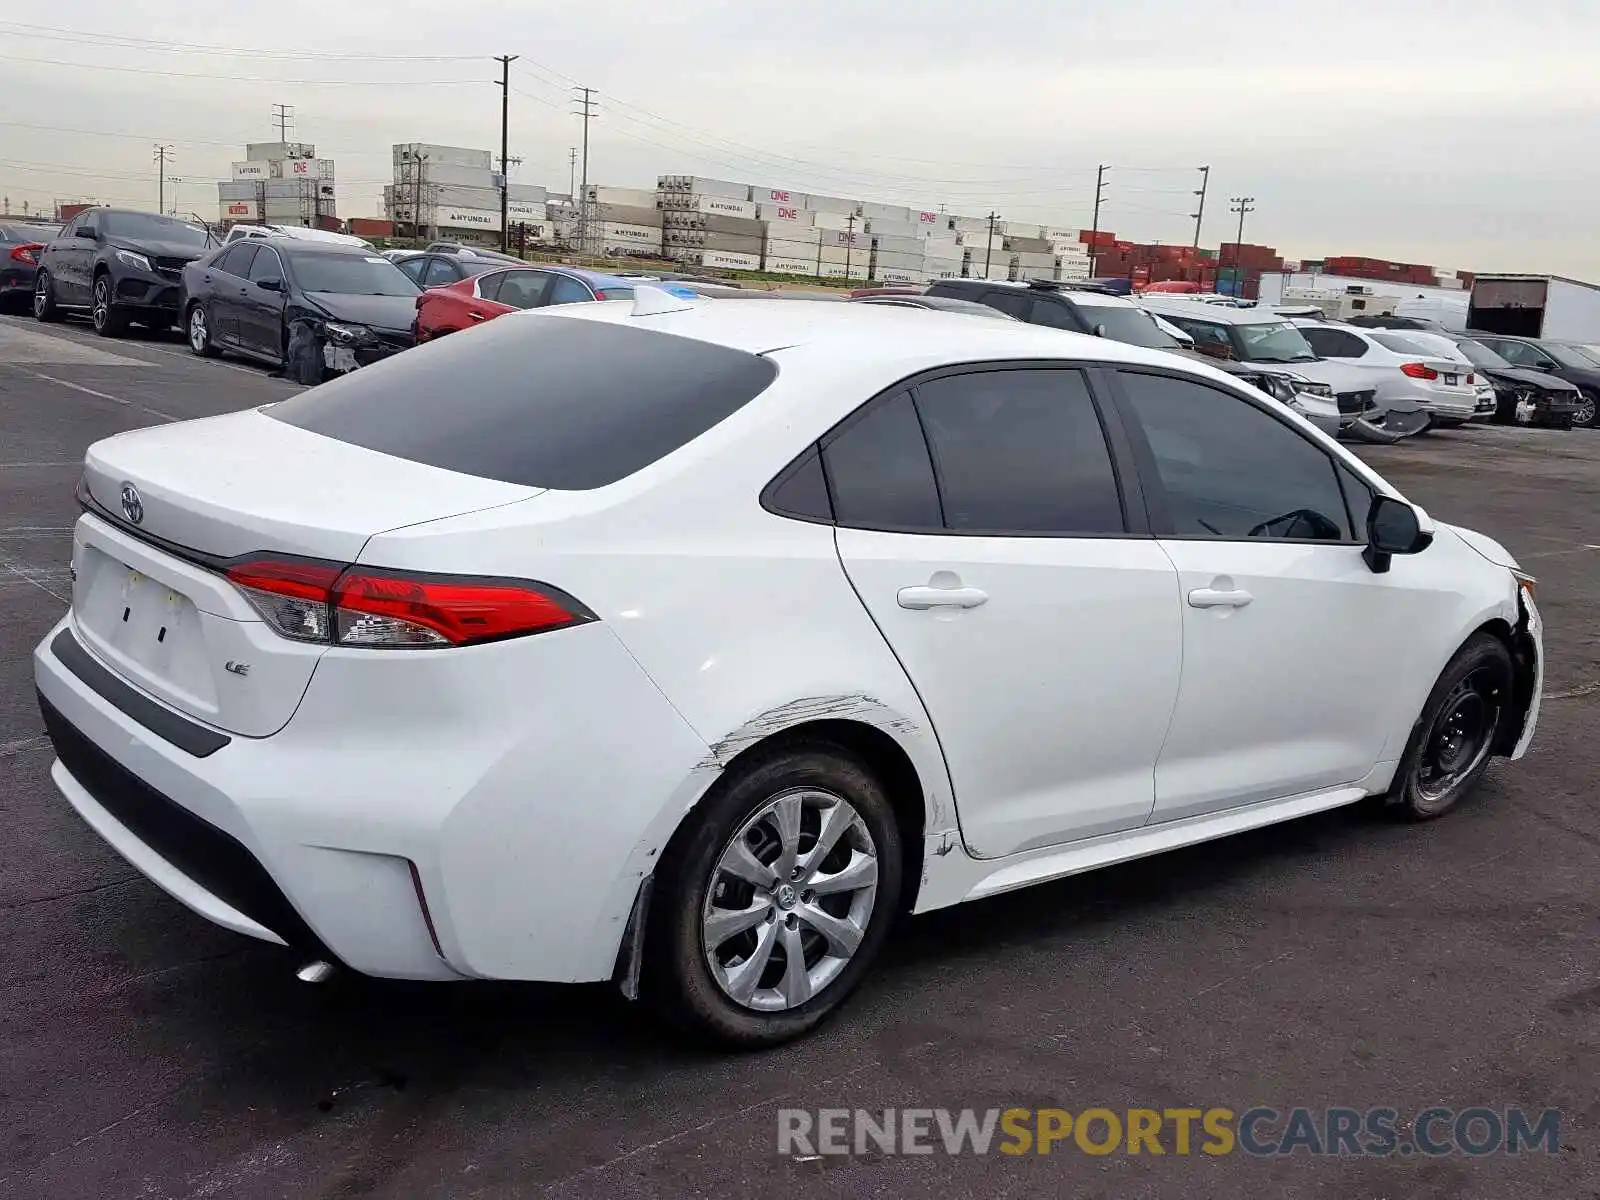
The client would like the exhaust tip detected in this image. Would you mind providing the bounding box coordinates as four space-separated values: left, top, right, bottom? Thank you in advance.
296 960 336 984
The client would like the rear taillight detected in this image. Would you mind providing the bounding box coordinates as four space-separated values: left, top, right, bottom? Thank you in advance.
223 555 593 648
1400 362 1439 380
593 290 612 300
10 243 41 266
1466 373 1475 384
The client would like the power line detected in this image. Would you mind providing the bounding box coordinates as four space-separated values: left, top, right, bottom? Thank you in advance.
0 53 485 84
0 22 486 60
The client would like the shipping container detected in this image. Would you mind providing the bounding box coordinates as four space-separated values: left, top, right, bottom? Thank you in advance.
507 201 548 222
657 175 750 201
766 236 824 261
593 202 666 227
811 211 862 233
346 217 395 237
876 266 925 284
397 161 498 189
865 219 920 240
231 161 271 181
663 212 757 235
697 249 763 271
873 252 927 270
394 143 492 170
247 142 313 162
422 184 502 210
803 193 859 216
435 206 504 232
751 186 810 209
217 181 258 202
819 228 869 248
758 203 815 226
1004 236 1052 254
1468 274 1600 340
818 262 863 280
584 185 659 209
662 194 758 219
873 235 925 256
666 230 763 254
764 255 821 275
220 201 258 222
594 222 663 247
262 179 315 199
859 201 915 223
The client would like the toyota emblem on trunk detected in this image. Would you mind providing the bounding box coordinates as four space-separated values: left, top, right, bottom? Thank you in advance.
120 481 144 525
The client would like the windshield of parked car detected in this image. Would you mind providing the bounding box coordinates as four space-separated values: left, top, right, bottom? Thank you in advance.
102 211 211 246
1080 303 1181 349
2 223 62 241
1230 320 1317 363
1454 339 1511 369
1547 344 1600 370
289 253 421 296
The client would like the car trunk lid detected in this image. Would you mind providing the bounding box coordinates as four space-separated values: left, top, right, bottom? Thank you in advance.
74 408 541 735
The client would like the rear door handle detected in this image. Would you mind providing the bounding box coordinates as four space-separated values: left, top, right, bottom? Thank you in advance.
468 311 486 321
897 584 988 610
1187 588 1253 609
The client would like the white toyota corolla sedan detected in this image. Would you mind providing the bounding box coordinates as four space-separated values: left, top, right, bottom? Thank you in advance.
34 289 1542 1047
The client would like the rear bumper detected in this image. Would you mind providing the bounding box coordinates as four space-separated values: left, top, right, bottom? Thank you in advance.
0 265 36 297
33 612 710 984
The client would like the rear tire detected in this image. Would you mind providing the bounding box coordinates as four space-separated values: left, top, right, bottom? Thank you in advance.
1388 633 1514 820
32 271 61 322
186 302 220 357
643 741 904 1049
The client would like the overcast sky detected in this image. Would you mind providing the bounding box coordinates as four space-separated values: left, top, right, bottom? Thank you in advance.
3 1 1597 275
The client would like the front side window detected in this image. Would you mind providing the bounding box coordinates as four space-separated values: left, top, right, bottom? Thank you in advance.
1480 339 1538 366
913 369 1123 534
396 256 428 283
1074 303 1180 349
248 247 283 287
1118 371 1353 541
980 290 1033 320
421 257 459 288
217 243 257 278
490 270 550 309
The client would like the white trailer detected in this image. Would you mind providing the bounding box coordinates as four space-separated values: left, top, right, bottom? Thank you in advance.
1468 275 1600 342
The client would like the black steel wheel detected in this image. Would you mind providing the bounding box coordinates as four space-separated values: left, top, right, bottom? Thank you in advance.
1390 633 1513 819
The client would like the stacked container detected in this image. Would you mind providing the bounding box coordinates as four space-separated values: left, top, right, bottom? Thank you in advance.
218 141 336 227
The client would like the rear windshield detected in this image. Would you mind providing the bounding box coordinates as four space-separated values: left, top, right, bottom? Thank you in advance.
268 317 779 489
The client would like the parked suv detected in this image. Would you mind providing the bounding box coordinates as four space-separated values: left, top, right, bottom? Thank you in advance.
928 279 1341 434
33 208 214 336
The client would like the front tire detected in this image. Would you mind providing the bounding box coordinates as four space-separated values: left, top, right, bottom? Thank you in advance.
91 274 129 337
644 741 904 1048
186 303 219 357
1389 633 1514 819
32 271 61 322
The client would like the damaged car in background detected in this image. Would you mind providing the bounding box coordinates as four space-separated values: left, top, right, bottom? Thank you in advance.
181 239 420 383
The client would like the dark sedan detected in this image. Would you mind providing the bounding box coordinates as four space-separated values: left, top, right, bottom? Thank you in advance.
0 219 62 311
33 208 213 335
182 240 420 384
1449 336 1583 429
1468 334 1600 428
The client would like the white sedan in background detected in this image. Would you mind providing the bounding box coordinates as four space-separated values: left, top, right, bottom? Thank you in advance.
1293 320 1481 426
34 291 1541 1047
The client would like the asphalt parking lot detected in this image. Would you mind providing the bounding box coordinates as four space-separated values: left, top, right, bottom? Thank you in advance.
2 311 1598 1199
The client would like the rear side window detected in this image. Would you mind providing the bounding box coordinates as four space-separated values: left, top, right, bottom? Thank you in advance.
269 319 779 490
981 290 1032 320
914 369 1123 534
1301 327 1368 359
547 275 594 305
1027 298 1081 330
821 391 942 531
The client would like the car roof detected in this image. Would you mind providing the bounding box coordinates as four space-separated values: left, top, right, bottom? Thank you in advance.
854 295 1017 318
528 264 643 288
1139 296 1286 324
524 292 1247 383
935 277 1139 306
271 241 388 259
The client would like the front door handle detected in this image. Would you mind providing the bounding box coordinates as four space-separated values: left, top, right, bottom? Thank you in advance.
1187 588 1254 609
898 584 989 610
468 311 486 321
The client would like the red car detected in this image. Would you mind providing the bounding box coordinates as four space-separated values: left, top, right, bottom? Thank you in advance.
412 265 644 341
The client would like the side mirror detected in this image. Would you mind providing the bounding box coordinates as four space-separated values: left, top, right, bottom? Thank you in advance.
1364 495 1432 573
1536 360 1558 371
256 278 283 293
1092 323 1107 338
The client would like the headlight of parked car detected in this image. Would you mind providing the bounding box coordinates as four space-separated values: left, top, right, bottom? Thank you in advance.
1253 374 1298 403
1291 379 1335 398
322 322 374 346
115 249 152 272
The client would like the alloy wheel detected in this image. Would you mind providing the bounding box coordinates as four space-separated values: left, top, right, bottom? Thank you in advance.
92 278 110 331
701 788 879 1012
32 274 49 318
189 306 208 352
1414 667 1502 804
1574 393 1597 428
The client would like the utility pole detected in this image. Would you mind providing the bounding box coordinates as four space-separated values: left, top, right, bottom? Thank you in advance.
1228 195 1256 296
1192 165 1210 250
271 103 294 143
410 151 428 241
1087 164 1108 276
844 213 856 282
984 211 999 278
494 54 519 253
153 145 172 215
568 147 577 200
571 86 597 254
